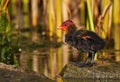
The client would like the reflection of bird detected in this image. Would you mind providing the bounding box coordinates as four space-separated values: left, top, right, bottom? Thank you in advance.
58 20 105 66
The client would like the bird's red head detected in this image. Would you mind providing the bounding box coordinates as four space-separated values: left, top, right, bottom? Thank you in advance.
57 20 74 32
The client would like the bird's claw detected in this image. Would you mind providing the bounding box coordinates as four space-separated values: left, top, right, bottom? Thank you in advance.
70 61 95 67
70 62 84 67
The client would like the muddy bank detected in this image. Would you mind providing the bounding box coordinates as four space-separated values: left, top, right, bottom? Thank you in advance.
0 63 55 82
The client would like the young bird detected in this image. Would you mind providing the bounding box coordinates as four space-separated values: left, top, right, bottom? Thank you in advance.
58 20 105 66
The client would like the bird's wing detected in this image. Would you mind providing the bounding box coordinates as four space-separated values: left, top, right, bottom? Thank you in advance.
75 31 92 40
80 35 91 40
73 30 105 51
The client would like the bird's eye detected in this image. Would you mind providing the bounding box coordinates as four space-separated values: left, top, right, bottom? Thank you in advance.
64 23 67 26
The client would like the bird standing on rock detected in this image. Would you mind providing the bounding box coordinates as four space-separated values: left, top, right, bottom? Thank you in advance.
58 20 105 66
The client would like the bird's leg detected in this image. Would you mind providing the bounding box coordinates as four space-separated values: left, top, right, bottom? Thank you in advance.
70 51 96 67
84 52 92 65
84 51 96 66
70 61 84 67
90 51 96 65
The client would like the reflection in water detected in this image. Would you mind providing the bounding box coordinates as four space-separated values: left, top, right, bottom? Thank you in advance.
115 52 120 62
62 45 69 67
20 45 120 82
33 55 39 73
20 45 70 82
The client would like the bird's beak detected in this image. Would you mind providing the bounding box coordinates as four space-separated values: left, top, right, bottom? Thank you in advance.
57 25 62 30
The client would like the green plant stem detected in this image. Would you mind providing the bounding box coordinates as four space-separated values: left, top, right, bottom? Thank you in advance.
86 0 95 31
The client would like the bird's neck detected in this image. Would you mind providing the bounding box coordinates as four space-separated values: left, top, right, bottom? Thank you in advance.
66 24 77 34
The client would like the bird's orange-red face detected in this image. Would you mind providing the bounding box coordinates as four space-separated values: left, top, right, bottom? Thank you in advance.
57 20 73 32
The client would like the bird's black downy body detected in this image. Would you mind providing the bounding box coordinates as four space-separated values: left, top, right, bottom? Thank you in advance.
65 29 105 65
58 20 105 66
65 30 105 52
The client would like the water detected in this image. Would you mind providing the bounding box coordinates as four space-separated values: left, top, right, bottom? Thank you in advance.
20 44 69 82
18 42 120 82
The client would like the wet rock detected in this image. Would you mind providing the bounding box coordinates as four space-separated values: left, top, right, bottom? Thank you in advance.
0 63 55 82
60 61 120 79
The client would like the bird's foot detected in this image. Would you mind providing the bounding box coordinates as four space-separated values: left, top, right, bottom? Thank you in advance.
84 62 96 66
70 62 85 67
70 61 95 67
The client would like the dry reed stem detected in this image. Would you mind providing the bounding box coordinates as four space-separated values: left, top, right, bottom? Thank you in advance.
96 1 112 35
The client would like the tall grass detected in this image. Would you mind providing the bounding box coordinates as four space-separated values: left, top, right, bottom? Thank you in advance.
86 0 95 31
56 0 62 42
48 0 54 40
113 0 120 61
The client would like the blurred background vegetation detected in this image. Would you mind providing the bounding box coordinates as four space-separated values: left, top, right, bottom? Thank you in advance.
0 0 120 81
6 0 119 51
